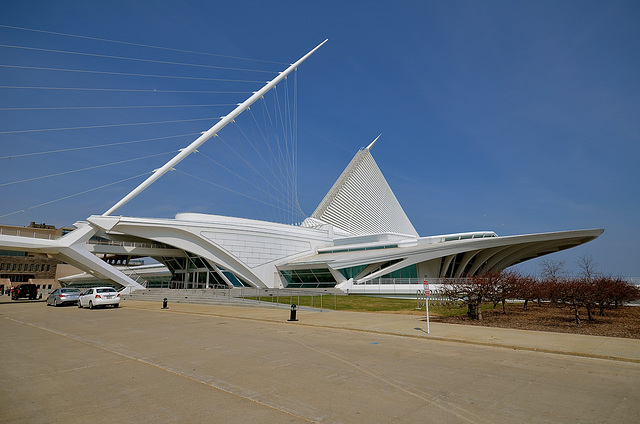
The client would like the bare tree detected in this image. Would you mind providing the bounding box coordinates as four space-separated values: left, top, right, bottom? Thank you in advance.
554 278 592 326
576 255 600 280
511 274 539 311
485 270 518 314
592 276 640 314
540 259 566 280
441 276 493 320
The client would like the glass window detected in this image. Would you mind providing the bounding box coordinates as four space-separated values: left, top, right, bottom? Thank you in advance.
338 265 367 280
381 264 418 279
280 268 336 288
221 271 243 287
97 288 116 293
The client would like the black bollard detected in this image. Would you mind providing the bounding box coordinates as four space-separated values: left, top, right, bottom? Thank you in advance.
162 298 168 309
288 304 298 321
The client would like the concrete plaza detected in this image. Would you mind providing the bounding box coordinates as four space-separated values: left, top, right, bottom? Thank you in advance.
2 298 639 423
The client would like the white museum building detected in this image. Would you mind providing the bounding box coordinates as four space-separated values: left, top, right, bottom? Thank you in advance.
0 41 603 295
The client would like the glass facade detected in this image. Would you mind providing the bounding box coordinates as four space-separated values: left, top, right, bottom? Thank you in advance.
339 262 418 282
319 244 397 254
280 268 337 288
381 264 417 279
338 264 368 280
160 255 250 289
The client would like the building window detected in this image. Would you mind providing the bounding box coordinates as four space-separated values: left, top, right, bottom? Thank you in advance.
338 264 368 280
381 264 418 279
34 264 39 272
280 268 336 289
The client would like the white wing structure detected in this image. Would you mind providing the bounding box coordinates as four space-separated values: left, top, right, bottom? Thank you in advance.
310 142 418 237
0 42 604 294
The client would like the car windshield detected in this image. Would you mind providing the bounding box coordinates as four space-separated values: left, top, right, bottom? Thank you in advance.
61 289 80 293
96 288 116 293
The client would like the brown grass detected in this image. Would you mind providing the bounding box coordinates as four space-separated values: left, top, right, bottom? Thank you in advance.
430 303 640 339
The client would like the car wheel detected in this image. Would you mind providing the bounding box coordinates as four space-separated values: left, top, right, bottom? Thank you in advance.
78 302 82 309
113 304 119 308
54 298 59 307
89 301 94 310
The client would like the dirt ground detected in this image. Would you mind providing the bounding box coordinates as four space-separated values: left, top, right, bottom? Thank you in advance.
429 303 640 339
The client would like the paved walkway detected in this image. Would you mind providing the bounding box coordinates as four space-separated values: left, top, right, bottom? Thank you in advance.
123 299 640 363
2 298 639 423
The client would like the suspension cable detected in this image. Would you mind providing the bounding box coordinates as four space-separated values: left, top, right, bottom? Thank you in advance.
0 24 288 65
0 86 250 94
0 64 267 83
0 117 217 134
0 133 198 159
0 44 279 74
0 150 177 187
0 171 152 219
174 169 301 215
194 150 287 202
213 132 285 197
0 105 235 111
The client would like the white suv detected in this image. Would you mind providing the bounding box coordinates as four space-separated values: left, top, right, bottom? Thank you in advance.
78 287 121 309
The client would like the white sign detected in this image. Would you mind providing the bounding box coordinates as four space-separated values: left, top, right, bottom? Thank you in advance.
423 279 430 297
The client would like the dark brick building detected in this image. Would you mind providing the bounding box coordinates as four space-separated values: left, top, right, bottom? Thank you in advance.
0 222 74 293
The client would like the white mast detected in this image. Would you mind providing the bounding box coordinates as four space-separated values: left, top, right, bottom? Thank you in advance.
103 39 328 217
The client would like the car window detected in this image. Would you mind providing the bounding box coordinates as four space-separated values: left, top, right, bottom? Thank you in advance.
97 288 116 293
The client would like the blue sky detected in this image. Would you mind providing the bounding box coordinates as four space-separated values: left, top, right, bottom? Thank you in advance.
1 1 638 277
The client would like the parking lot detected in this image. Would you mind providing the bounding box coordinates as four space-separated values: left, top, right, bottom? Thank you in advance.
2 298 639 423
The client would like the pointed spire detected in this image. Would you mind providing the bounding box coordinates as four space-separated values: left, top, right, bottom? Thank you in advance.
366 134 382 150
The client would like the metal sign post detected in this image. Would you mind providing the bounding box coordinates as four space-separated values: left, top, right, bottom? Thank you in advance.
423 279 430 334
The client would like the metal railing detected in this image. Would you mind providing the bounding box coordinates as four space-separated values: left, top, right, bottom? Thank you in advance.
358 277 473 285
0 228 59 240
131 286 341 311
87 239 170 249
237 287 340 311
415 290 453 308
